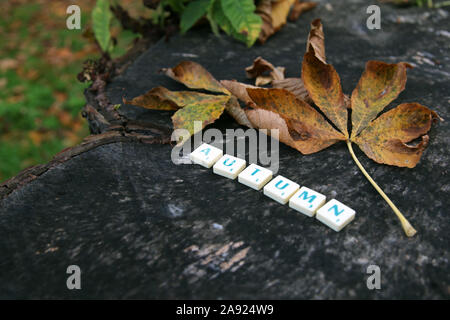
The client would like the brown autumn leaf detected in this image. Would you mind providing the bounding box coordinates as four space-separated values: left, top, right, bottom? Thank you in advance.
246 87 346 154
224 95 254 128
256 0 274 44
302 50 349 138
350 61 412 138
353 103 438 168
306 18 326 63
298 24 439 168
245 56 285 86
220 79 257 105
270 0 296 31
271 78 312 103
263 19 324 103
288 1 317 22
160 61 230 94
123 86 223 111
300 48 439 168
257 0 315 44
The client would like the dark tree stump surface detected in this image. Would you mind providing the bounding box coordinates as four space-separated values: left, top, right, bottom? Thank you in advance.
1 1 449 299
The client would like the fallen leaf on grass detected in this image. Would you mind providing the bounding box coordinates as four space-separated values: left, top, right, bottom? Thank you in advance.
0 58 18 71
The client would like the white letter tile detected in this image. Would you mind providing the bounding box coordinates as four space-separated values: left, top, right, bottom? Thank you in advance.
189 143 223 168
238 163 273 190
263 175 299 205
316 199 356 232
213 155 246 180
289 186 326 217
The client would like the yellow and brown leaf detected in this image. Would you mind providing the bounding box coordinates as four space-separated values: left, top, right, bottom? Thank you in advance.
246 87 346 154
350 61 412 138
160 60 230 94
123 87 225 110
353 103 439 168
171 95 230 142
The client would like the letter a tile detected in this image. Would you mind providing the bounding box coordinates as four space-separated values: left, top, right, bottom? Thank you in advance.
189 143 223 168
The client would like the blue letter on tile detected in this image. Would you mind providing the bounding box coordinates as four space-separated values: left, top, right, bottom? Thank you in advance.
299 191 316 203
223 158 236 166
275 180 289 190
200 148 210 156
251 168 261 176
328 204 344 216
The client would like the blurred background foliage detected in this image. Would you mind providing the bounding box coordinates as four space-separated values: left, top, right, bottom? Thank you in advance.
0 0 145 182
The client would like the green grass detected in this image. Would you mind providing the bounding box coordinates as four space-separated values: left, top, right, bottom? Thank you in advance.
0 1 141 182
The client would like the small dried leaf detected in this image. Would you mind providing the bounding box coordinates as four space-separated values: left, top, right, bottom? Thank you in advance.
271 77 312 104
225 95 254 128
257 0 296 43
161 61 229 94
353 103 439 168
271 0 296 31
302 51 348 137
123 87 223 110
256 0 273 44
289 1 317 22
306 18 326 63
350 61 413 138
220 80 257 105
255 75 273 86
245 56 285 86
245 57 285 81
246 87 346 154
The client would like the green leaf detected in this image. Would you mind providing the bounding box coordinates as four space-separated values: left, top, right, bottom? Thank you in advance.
211 0 233 35
164 0 187 13
180 0 211 34
210 0 247 44
206 0 220 36
92 0 112 53
220 0 262 47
